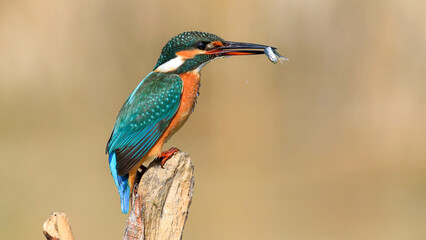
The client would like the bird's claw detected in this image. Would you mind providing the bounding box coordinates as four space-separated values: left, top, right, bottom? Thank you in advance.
159 147 180 168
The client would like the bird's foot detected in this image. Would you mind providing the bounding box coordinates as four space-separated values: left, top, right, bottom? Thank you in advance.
158 147 180 168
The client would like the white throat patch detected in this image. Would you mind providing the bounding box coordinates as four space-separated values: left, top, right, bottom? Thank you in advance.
154 56 185 73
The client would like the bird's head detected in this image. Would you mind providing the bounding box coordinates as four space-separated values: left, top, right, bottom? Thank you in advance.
153 31 272 74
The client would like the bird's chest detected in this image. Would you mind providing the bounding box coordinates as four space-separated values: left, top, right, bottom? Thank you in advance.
165 71 201 139
181 71 201 111
177 71 201 121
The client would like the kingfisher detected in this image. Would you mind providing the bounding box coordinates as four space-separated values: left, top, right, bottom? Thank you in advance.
106 31 285 213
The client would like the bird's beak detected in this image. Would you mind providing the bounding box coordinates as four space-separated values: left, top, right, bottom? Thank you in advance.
205 41 275 56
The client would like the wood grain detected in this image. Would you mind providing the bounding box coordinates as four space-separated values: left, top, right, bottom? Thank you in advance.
124 151 194 240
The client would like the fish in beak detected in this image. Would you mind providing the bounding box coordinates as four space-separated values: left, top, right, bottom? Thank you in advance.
206 41 288 63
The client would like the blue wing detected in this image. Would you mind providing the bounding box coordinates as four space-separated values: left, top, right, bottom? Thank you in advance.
107 72 183 175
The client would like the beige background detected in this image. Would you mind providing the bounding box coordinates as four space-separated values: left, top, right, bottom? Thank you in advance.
1 0 425 239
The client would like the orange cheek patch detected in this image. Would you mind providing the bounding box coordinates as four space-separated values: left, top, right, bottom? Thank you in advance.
211 41 224 47
176 49 203 58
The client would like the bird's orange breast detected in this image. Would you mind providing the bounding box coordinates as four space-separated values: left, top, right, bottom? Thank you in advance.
162 70 201 140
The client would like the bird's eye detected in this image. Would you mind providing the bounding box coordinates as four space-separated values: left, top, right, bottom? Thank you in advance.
196 41 209 50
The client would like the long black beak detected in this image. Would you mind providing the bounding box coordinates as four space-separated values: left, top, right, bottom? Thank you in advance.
206 41 276 56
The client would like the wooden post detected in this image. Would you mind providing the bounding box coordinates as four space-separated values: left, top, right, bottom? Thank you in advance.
43 151 195 240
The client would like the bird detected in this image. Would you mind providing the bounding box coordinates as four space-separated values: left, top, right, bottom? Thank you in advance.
106 31 282 213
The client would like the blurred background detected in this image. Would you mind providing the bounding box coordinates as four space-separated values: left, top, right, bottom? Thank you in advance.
1 0 425 239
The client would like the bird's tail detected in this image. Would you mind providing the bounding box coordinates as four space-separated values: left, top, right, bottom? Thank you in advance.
108 152 130 214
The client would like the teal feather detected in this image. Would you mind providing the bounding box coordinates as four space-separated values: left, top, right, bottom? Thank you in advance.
107 72 183 176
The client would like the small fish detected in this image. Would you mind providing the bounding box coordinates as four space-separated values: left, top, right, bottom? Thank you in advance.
264 46 288 64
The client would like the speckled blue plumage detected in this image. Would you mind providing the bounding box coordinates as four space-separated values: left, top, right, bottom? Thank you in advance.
106 72 183 213
107 72 182 175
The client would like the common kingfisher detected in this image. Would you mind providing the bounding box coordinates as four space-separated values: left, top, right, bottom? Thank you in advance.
106 31 285 213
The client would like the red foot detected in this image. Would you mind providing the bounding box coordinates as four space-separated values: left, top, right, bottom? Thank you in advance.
159 147 180 168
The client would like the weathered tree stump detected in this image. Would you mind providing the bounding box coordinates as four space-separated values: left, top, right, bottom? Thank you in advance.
43 151 195 240
124 151 194 240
